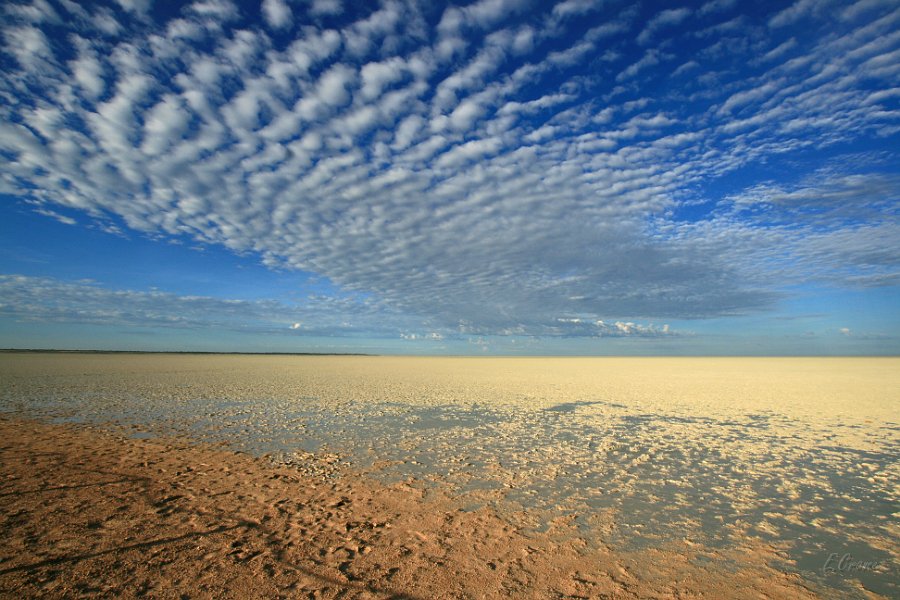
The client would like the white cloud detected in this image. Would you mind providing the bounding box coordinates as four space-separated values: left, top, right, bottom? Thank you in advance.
434 136 503 167
768 0 820 28
551 0 602 21
115 0 153 15
316 64 356 106
34 209 77 226
512 25 534 54
392 114 425 150
449 99 485 131
438 0 530 35
3 25 54 69
186 0 240 23
142 95 192 155
841 0 893 21
69 42 106 99
262 0 292 30
637 8 692 46
360 58 405 100
6 0 61 24
757 38 798 64
308 0 343 17
617 50 664 81
699 0 738 16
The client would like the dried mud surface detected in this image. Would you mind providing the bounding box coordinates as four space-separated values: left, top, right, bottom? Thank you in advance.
0 354 897 598
1 417 822 599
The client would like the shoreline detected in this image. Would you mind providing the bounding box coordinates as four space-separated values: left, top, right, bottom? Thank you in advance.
0 416 825 599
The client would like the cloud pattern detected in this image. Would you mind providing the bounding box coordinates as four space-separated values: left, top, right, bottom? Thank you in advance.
0 274 676 340
1 0 898 339
0 274 413 337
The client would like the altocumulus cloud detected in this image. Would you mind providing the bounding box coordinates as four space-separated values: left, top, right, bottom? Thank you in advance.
0 0 898 339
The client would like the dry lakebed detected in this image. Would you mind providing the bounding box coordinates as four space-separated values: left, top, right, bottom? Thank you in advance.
0 353 897 598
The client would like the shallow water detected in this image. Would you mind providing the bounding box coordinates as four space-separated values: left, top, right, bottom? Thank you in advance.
1 354 897 597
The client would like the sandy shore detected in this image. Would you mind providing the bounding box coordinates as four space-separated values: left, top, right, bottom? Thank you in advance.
0 416 824 599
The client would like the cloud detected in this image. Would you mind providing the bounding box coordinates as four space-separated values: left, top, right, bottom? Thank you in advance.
0 0 897 341
768 0 821 29
637 7 692 46
32 208 77 225
316 64 356 106
434 136 502 167
699 0 738 16
186 0 240 23
0 274 689 342
3 25 54 70
360 58 405 99
399 331 444 341
841 0 894 22
437 0 531 35
261 0 292 30
141 95 192 156
557 318 679 338
0 274 420 337
113 0 152 15
307 0 343 17
551 0 603 22
617 49 666 81
756 38 798 64
69 39 106 98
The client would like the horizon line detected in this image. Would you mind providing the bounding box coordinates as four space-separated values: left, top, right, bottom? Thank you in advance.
2 348 898 358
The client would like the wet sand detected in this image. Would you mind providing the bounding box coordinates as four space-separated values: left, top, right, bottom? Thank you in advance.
0 354 897 598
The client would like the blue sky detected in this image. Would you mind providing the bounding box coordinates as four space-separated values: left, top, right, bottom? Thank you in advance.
0 0 898 355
